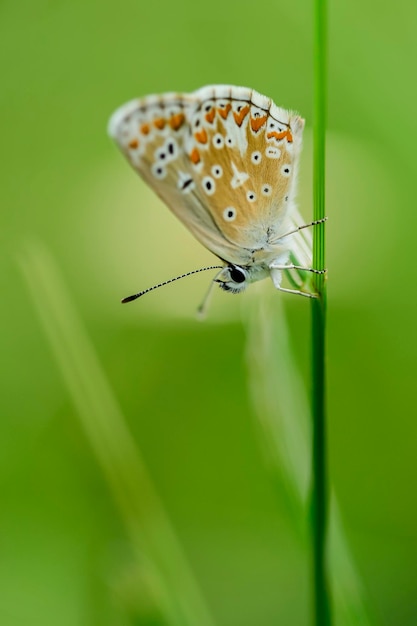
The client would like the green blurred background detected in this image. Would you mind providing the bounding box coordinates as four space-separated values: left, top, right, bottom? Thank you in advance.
1 1 417 624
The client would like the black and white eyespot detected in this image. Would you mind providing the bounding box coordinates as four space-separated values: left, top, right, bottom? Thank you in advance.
225 135 234 147
213 133 224 149
151 163 166 179
266 147 281 159
281 164 292 177
155 147 167 161
211 165 223 178
251 151 262 164
285 195 289 202
202 176 215 195
166 139 177 158
223 207 237 222
246 190 257 202
261 184 272 196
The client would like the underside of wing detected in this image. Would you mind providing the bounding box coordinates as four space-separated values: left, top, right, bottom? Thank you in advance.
185 86 304 252
108 85 304 266
108 91 246 264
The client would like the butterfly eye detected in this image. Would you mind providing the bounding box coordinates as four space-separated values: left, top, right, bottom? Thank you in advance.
229 267 246 283
281 164 291 176
223 207 236 222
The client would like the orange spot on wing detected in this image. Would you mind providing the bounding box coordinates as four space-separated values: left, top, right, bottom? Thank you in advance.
267 129 293 143
267 131 285 141
128 138 139 149
233 105 250 127
169 113 185 130
205 108 216 123
194 128 208 144
153 118 166 130
250 115 267 132
217 103 231 119
140 123 150 135
189 148 201 164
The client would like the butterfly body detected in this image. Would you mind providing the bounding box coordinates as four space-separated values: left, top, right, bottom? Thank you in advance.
108 85 309 296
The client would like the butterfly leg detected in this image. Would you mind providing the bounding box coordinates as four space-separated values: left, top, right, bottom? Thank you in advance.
270 267 321 298
276 285 319 299
270 263 327 274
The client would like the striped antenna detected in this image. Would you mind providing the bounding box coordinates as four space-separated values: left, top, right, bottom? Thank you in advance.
121 265 223 303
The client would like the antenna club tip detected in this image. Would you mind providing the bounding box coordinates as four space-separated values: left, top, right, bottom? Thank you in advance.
121 294 140 304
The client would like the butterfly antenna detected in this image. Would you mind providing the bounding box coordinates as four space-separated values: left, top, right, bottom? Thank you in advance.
121 265 223 303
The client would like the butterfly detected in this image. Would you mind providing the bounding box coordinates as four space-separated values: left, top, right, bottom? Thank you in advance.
108 85 325 304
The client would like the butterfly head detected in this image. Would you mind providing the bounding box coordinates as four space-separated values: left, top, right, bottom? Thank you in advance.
215 265 250 294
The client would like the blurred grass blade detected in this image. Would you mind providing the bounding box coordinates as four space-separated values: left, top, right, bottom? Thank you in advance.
246 294 311 503
18 239 216 626
245 293 374 626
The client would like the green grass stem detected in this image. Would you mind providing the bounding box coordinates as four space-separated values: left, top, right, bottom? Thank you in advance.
311 0 330 624
246 291 374 625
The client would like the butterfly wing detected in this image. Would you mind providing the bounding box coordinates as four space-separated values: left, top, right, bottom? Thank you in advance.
108 85 304 266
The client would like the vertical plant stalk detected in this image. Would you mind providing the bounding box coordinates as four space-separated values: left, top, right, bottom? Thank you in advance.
311 0 330 624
